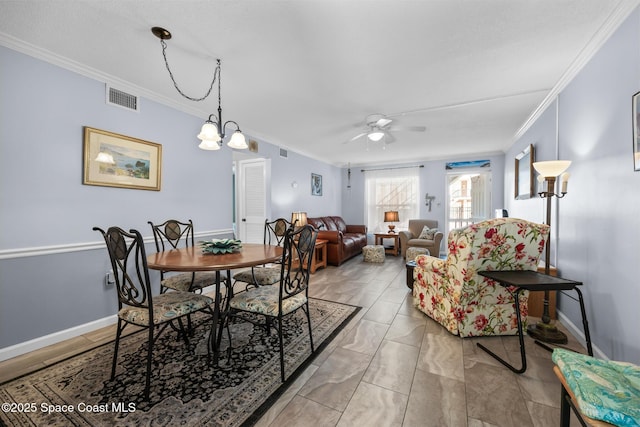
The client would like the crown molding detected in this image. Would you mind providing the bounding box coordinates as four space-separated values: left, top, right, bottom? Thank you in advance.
0 32 206 119
513 1 640 141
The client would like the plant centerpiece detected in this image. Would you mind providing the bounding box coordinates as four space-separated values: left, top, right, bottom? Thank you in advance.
200 238 242 254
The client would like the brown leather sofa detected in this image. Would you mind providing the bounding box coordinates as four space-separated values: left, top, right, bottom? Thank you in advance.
307 216 367 266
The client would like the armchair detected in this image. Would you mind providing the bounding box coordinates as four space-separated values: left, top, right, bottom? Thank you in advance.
412 217 549 337
399 219 444 258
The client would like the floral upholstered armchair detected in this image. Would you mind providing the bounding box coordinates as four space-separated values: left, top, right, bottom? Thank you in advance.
412 218 549 337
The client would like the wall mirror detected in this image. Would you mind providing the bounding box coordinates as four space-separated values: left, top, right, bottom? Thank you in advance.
515 144 534 199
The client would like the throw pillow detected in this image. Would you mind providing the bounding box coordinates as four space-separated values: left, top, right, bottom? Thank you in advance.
418 225 437 240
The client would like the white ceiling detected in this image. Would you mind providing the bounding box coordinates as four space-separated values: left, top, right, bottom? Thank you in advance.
1 0 637 166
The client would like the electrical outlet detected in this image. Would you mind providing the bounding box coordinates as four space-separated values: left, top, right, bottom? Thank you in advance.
105 270 115 287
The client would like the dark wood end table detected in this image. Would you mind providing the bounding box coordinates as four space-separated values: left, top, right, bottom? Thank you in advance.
477 270 592 374
374 232 400 256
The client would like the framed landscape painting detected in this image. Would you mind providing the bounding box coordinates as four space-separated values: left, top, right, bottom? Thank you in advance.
83 127 162 191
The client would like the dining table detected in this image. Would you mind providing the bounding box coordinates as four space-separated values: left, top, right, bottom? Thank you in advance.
146 243 284 364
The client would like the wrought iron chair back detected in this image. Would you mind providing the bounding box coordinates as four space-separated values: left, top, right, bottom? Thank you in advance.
280 224 316 301
95 226 153 310
148 219 195 251
265 218 292 247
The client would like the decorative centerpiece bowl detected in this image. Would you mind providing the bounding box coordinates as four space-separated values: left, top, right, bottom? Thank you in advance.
200 239 242 254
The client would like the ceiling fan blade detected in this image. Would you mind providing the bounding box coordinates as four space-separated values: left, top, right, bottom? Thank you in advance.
383 132 396 143
344 132 367 144
376 117 393 128
388 125 427 132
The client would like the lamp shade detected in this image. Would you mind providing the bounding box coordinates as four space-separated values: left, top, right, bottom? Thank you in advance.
384 211 399 222
197 122 221 143
533 160 571 177
291 212 308 227
227 130 248 149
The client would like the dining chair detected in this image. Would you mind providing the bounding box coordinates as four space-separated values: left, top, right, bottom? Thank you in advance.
148 219 230 294
94 226 215 400
232 218 292 290
229 224 317 382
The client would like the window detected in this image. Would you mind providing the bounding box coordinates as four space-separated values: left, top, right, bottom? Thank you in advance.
364 168 420 233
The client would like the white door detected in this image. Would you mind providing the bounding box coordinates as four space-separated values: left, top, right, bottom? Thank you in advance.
236 158 270 243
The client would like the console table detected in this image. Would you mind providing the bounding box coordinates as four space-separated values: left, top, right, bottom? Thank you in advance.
477 270 592 374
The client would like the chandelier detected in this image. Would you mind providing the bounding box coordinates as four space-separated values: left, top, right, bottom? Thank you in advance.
151 27 247 151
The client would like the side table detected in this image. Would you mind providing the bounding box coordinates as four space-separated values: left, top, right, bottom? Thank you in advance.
374 232 400 256
292 238 327 274
477 270 592 374
311 239 327 273
406 260 416 289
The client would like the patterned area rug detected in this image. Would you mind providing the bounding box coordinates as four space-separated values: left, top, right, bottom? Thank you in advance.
0 298 359 427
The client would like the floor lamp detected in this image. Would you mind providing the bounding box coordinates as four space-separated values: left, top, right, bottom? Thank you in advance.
527 160 571 344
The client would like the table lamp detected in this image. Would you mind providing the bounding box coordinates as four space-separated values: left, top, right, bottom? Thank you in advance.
527 160 571 344
384 211 399 233
291 212 308 229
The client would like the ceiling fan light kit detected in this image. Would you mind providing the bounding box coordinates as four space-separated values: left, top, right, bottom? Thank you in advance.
367 131 385 142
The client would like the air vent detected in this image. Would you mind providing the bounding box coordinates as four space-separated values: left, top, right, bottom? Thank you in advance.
106 85 139 111
279 148 288 158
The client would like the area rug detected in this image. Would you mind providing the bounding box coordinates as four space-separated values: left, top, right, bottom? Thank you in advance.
0 298 359 427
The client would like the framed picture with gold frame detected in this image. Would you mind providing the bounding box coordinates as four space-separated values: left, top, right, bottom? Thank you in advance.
515 144 534 199
83 127 162 191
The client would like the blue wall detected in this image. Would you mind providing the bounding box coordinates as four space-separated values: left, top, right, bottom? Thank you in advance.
341 155 506 248
505 9 640 363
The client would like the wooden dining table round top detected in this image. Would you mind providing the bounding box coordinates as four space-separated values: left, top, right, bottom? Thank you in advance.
146 243 283 272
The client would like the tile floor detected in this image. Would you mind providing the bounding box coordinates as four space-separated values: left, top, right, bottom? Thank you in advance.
0 255 587 426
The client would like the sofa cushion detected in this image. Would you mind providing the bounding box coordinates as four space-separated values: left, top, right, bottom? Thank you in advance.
331 216 347 233
418 226 437 240
324 217 339 231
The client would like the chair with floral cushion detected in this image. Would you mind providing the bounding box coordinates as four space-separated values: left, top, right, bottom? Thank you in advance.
552 348 640 427
229 224 317 382
412 217 549 337
94 226 215 400
148 219 230 294
232 218 292 290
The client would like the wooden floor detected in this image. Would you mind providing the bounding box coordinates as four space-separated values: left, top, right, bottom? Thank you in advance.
1 255 587 426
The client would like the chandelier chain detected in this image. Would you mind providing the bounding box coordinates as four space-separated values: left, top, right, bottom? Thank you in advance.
160 39 219 102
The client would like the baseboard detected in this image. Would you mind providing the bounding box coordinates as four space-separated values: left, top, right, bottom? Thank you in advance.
0 282 226 363
556 310 607 360
0 315 118 362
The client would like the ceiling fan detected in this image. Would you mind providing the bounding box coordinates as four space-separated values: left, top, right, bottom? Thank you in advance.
346 113 426 145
